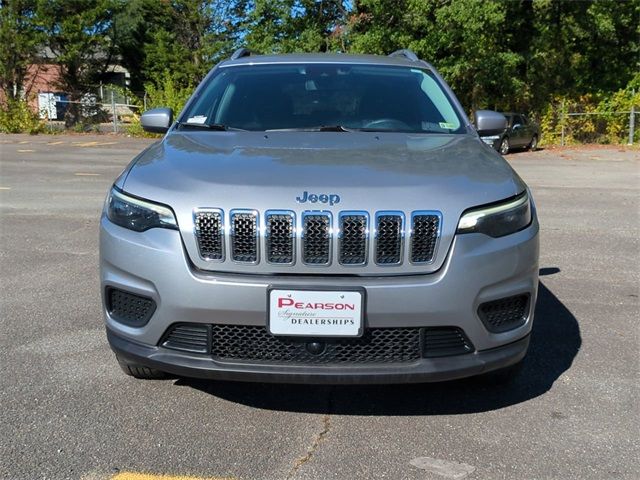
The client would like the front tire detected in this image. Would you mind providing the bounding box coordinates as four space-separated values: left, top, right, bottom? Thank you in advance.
499 137 510 155
116 355 168 379
528 135 538 151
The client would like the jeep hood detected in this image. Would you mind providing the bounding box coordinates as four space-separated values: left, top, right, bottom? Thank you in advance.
120 131 525 275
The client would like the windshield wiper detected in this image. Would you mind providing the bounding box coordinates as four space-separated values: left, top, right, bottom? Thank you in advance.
177 122 247 131
265 125 354 132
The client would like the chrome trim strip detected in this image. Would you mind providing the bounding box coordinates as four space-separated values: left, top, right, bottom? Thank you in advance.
337 210 370 266
301 210 333 266
374 210 405 266
264 210 296 266
229 209 260 265
193 208 225 262
409 210 443 265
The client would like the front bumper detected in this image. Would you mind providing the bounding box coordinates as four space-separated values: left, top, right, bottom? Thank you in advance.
480 135 502 151
108 328 530 384
100 215 539 383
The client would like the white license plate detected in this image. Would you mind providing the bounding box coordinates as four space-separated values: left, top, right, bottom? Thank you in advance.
268 288 364 337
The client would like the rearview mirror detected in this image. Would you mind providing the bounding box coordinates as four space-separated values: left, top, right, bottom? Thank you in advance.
473 110 507 137
140 107 173 134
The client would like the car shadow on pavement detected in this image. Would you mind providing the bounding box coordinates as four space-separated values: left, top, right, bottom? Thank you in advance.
180 275 581 415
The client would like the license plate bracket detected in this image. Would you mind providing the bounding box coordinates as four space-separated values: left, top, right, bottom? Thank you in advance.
267 286 365 337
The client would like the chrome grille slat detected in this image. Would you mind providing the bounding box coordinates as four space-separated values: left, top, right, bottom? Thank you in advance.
302 212 332 265
410 212 441 264
194 209 224 261
375 212 404 265
266 211 295 264
339 212 368 265
230 210 258 263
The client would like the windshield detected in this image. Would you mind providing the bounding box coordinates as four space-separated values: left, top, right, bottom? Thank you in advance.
181 63 466 133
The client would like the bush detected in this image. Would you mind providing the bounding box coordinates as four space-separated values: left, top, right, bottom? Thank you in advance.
540 78 639 145
126 71 192 137
0 98 45 134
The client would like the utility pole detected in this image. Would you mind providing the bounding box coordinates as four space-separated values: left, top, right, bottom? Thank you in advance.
111 90 117 133
560 100 565 146
629 89 635 145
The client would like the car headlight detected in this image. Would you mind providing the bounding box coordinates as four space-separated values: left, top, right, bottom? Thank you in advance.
457 191 531 238
106 187 177 232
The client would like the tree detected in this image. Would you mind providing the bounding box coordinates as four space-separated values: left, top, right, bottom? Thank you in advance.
36 0 119 126
350 0 526 111
243 0 349 53
140 0 245 88
111 0 174 92
529 0 640 109
0 0 43 101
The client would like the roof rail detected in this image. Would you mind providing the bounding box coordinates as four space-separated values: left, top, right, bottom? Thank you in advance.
230 48 255 60
388 49 420 62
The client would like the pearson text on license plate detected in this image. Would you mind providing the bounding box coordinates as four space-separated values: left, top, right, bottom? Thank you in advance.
268 288 363 337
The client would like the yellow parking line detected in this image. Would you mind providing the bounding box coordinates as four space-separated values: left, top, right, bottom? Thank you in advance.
74 173 101 176
48 140 65 145
71 140 119 147
0 187 11 190
17 149 35 152
18 140 30 144
111 473 235 480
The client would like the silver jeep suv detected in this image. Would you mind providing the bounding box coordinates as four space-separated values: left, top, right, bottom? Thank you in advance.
100 49 539 383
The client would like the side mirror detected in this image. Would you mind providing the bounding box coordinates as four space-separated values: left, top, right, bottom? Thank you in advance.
473 110 507 137
140 107 173 134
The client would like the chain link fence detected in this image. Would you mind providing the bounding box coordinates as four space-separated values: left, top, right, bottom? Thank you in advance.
557 111 637 146
36 84 146 133
540 94 639 146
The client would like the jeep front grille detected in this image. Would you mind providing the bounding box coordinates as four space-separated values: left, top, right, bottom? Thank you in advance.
230 210 258 263
302 212 331 265
410 212 441 263
265 211 295 264
338 212 368 265
193 209 441 269
375 212 404 265
194 209 224 261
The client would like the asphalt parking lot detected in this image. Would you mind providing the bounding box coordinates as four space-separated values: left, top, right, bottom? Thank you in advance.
0 134 638 480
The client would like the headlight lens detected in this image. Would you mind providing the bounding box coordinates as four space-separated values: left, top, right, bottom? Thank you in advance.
106 187 177 232
457 191 531 238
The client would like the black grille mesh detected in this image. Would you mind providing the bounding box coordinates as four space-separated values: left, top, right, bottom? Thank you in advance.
211 325 423 363
160 324 477 363
106 288 156 327
302 214 330 264
339 214 368 265
266 213 294 264
231 212 258 262
423 327 474 357
162 323 209 353
411 214 439 263
194 211 223 260
375 215 402 264
478 294 529 333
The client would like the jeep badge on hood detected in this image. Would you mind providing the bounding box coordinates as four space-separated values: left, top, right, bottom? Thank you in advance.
296 191 341 206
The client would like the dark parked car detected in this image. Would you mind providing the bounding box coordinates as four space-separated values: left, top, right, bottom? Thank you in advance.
481 113 540 155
